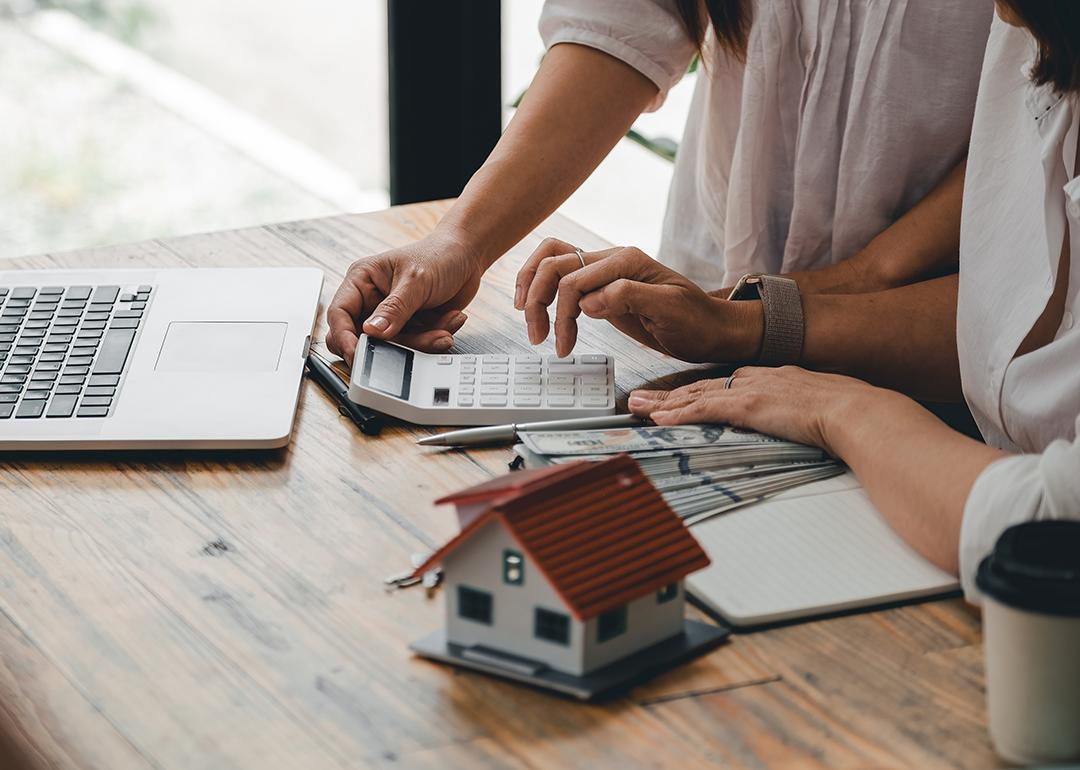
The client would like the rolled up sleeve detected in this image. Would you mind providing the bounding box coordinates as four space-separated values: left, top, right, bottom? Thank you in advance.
959 417 1080 603
539 0 696 111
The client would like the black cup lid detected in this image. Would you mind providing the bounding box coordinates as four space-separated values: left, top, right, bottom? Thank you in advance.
976 521 1080 617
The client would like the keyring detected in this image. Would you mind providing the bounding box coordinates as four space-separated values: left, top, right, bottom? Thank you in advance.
724 370 740 390
574 247 586 269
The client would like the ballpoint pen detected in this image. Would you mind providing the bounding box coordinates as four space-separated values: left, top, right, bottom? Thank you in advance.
417 413 644 447
305 352 384 436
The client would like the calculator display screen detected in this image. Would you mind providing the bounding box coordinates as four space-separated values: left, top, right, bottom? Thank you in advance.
362 338 413 399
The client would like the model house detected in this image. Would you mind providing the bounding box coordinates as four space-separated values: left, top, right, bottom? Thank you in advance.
408 454 712 678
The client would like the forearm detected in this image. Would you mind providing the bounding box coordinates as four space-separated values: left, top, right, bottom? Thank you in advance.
783 158 968 295
438 44 657 267
826 390 1006 575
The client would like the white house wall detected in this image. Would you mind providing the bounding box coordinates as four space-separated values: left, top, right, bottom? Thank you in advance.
582 588 685 674
443 519 586 675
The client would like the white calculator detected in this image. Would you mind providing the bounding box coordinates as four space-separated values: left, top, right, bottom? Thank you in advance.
346 334 616 426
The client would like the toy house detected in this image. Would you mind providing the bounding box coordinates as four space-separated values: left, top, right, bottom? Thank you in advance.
407 454 729 699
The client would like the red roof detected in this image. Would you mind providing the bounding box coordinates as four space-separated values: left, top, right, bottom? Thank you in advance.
413 455 710 620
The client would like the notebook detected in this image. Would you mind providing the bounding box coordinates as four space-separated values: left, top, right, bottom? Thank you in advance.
685 472 961 628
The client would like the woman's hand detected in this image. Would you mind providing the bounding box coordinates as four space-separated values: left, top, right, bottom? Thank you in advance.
326 229 484 364
515 240 763 361
629 366 892 455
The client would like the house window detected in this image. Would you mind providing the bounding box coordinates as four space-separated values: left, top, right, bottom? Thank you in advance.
534 607 570 646
657 583 679 604
503 549 524 585
457 585 493 625
597 605 628 643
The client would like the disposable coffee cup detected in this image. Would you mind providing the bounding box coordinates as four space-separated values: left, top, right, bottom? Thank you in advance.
977 521 1080 766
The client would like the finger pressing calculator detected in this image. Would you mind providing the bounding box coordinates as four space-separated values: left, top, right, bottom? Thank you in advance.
347 334 616 426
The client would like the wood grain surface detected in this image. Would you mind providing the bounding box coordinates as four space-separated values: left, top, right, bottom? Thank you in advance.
0 202 1001 769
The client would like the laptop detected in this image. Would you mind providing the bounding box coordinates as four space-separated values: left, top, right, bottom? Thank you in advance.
0 267 322 450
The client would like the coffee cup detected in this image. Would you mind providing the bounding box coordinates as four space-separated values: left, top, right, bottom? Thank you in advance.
977 521 1080 766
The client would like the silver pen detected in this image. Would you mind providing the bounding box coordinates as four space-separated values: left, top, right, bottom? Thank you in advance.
416 414 645 447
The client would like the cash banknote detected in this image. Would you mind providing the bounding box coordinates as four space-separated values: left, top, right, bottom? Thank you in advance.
518 424 795 456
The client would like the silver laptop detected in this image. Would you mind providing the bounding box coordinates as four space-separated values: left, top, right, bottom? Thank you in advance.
0 267 322 450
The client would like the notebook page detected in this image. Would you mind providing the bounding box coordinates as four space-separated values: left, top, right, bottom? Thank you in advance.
686 472 959 626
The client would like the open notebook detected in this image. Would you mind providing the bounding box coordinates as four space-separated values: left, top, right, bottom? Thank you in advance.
686 472 960 628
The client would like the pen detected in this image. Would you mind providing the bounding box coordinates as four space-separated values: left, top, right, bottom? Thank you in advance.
417 414 644 447
305 353 383 436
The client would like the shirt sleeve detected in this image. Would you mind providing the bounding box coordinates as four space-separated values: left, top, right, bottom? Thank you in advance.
959 414 1080 603
539 0 697 111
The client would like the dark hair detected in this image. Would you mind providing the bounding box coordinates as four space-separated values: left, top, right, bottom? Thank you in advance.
997 0 1080 93
673 0 751 60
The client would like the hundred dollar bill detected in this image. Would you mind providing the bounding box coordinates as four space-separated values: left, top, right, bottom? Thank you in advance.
518 424 792 456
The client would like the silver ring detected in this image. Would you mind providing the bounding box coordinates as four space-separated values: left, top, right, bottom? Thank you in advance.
574 247 586 269
724 370 739 390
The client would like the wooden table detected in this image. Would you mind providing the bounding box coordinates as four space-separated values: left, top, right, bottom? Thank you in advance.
0 202 1000 770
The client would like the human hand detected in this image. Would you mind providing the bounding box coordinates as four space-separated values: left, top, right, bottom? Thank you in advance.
326 229 485 364
515 240 762 361
629 366 890 455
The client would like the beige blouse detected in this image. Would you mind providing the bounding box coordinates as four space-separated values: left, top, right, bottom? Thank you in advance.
540 0 995 287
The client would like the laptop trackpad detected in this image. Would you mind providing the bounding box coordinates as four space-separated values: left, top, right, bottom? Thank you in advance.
155 322 287 373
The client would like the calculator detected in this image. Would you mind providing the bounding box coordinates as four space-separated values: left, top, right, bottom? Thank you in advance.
346 334 616 426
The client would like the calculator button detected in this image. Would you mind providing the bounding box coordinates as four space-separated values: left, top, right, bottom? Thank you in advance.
547 384 574 395
480 384 507 394
578 354 609 365
459 374 475 384
482 364 508 374
458 385 475 395
516 355 541 364
485 355 509 363
513 384 541 395
578 375 608 385
546 395 575 407
480 395 507 406
580 384 609 396
547 374 573 384
481 374 507 384
581 396 611 407
457 396 474 407
546 355 573 364
436 355 452 365
513 374 540 385
460 363 476 373
513 396 541 407
513 363 541 374
460 355 476 363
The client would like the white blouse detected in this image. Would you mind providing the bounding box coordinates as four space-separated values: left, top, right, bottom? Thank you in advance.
958 18 1080 601
540 0 994 287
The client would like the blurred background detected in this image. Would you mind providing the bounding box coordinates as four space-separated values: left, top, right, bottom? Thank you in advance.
0 0 695 261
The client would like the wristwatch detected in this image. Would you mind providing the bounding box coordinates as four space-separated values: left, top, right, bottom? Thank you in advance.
727 274 804 365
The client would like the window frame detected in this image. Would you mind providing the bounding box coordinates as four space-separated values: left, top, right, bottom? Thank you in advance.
457 584 494 625
502 548 525 586
596 605 628 643
533 607 571 646
656 582 679 604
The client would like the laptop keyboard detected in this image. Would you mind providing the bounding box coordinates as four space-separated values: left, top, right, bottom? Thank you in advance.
0 284 152 419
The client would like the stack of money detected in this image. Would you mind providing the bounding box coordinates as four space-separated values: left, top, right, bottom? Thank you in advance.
514 424 844 526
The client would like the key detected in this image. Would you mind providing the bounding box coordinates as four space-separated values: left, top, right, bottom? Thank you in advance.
80 321 106 330
55 384 82 395
0 394 16 403
481 374 507 384
59 375 86 386
481 363 508 374
546 354 573 364
92 286 120 304
1 374 26 384
459 355 476 363
458 384 474 395
513 384 541 395
109 319 140 330
39 353 65 362
38 287 64 296
76 329 103 339
46 394 78 417
480 384 507 394
513 396 541 407
34 361 61 372
579 375 608 386
137 285 152 294
516 355 541 364
547 374 573 385
484 355 508 363
0 404 13 419
30 371 57 382
546 395 575 407
84 386 116 398
514 363 541 374
84 312 110 322
459 374 475 384
80 395 112 407
578 354 609 365
57 309 84 318
66 286 92 301
63 365 90 376
580 384 608 396
23 391 50 400
513 374 541 384
0 384 23 394
120 293 136 302
16 400 46 418
547 383 574 395
89 374 120 387
457 396 474 407
479 395 507 406
26 382 53 391
93 328 136 374
581 396 611 407
5 364 30 374
11 288 35 300
77 406 110 418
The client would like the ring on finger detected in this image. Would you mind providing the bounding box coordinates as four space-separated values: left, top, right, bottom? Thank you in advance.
574 247 586 269
724 369 741 390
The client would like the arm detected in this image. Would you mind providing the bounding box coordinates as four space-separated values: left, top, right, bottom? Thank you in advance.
711 158 968 296
628 368 1007 578
326 44 659 362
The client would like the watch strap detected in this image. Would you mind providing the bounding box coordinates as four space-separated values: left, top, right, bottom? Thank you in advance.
755 275 804 365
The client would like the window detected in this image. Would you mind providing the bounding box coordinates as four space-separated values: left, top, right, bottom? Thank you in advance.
657 583 679 604
503 549 525 585
534 607 570 646
457 585 493 625
597 605 628 643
